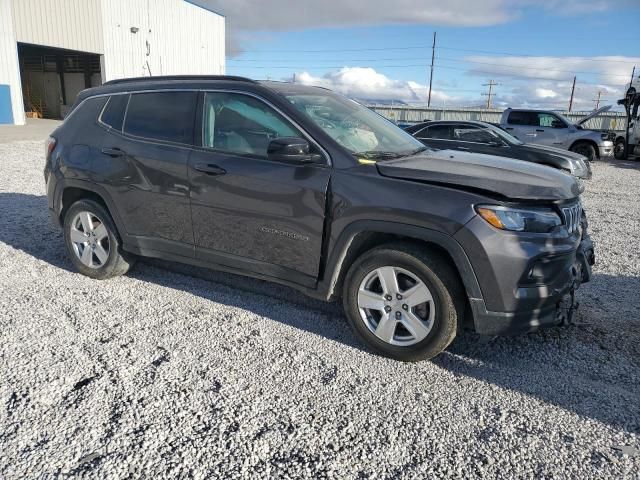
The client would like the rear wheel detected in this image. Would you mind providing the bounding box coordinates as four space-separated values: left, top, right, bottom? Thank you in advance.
570 142 597 162
63 199 135 279
342 243 463 361
614 137 627 160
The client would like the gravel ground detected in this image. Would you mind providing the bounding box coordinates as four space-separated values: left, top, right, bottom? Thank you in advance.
1 140 639 479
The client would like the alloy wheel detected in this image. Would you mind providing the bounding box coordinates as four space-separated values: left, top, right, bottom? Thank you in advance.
357 266 435 346
69 211 110 269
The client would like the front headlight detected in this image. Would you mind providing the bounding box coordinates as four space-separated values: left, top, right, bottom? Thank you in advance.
476 205 562 233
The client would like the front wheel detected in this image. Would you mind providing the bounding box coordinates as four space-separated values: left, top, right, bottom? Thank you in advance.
342 243 464 361
570 142 597 162
614 138 627 160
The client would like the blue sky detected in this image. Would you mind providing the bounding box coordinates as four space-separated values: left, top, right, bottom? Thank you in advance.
203 1 640 110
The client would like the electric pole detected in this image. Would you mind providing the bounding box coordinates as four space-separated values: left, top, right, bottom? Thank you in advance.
568 76 576 112
630 66 636 89
427 31 436 107
592 90 605 110
481 80 499 109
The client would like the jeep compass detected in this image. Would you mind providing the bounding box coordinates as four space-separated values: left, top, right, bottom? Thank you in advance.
45 76 595 361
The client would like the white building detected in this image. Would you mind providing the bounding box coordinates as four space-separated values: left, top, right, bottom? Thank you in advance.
0 0 225 125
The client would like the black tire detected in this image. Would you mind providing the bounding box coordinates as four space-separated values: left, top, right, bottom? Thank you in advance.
614 138 627 160
570 142 597 162
63 199 135 279
342 242 464 362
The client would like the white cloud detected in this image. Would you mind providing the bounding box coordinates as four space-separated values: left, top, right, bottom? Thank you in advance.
193 0 629 52
293 67 454 104
535 88 558 98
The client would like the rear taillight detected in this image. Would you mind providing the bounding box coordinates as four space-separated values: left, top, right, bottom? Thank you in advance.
45 136 56 162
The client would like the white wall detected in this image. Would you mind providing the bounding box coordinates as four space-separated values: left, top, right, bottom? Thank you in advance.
100 0 225 81
0 0 24 124
11 0 104 54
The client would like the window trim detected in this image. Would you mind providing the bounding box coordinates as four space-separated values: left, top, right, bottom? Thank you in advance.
199 89 331 166
97 94 130 132
89 88 331 164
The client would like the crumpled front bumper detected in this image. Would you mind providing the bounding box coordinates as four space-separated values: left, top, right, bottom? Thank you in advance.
465 225 596 336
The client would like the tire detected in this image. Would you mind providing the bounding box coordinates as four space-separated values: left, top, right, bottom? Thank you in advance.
614 137 627 160
570 142 597 162
342 242 464 362
63 199 135 279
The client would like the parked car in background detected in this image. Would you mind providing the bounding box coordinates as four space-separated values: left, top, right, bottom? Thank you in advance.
499 107 615 161
45 76 594 361
408 120 592 179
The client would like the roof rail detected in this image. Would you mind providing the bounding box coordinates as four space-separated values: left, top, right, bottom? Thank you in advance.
103 75 257 86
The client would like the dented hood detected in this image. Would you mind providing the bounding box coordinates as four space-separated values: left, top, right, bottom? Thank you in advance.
376 150 582 201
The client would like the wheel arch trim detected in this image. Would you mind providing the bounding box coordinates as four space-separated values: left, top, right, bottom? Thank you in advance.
321 220 484 302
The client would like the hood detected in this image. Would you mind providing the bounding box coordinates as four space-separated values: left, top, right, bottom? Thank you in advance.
376 150 582 201
576 105 611 126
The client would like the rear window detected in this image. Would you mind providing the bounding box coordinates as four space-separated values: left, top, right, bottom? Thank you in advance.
418 124 452 140
100 95 129 131
507 111 535 126
123 91 197 144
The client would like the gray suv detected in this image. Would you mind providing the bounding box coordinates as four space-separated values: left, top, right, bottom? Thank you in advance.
45 76 595 361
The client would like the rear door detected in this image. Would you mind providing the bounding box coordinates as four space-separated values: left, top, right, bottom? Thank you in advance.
97 91 197 257
504 110 535 141
188 91 331 285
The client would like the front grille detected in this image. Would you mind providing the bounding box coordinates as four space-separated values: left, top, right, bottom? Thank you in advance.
561 203 582 234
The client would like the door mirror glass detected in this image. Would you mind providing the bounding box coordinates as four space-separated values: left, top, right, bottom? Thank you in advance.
267 137 323 164
551 119 565 129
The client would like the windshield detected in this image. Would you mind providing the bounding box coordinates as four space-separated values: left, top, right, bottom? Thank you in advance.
281 91 425 158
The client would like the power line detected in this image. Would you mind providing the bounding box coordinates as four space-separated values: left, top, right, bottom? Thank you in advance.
228 56 632 78
231 43 639 66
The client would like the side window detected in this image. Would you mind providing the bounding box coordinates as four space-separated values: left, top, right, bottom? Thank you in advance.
507 111 535 126
100 94 129 131
202 92 301 158
537 113 564 128
453 126 495 144
123 91 197 144
419 125 452 140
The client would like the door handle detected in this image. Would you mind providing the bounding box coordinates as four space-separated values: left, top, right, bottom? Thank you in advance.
194 163 226 176
505 127 514 130
535 129 545 132
101 147 125 157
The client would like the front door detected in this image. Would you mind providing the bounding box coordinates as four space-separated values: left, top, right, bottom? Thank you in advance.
531 112 569 147
189 91 331 286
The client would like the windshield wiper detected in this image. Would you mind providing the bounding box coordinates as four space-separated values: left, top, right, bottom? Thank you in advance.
405 146 429 156
354 151 405 160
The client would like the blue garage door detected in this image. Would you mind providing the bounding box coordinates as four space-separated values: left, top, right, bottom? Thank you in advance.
0 85 14 124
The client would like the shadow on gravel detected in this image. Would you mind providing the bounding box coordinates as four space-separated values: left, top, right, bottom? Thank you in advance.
599 158 640 170
2 192 639 432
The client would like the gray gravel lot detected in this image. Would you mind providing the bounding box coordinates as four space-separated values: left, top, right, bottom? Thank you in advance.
1 139 639 479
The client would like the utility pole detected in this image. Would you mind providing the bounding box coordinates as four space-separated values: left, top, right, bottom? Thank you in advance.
568 76 576 112
481 80 499 109
630 66 636 89
592 90 605 110
427 31 436 107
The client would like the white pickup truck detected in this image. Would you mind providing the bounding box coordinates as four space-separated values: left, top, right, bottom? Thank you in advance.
499 107 615 161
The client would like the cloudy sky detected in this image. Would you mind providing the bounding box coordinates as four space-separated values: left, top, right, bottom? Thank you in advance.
196 0 639 111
